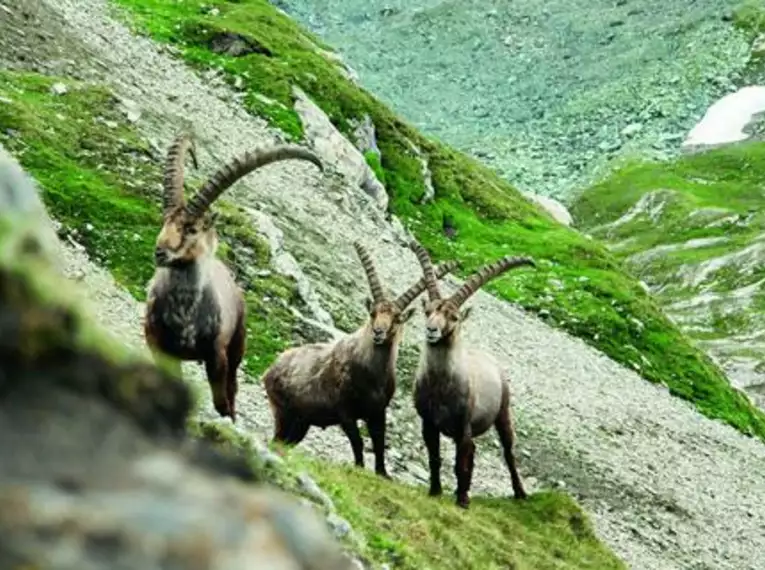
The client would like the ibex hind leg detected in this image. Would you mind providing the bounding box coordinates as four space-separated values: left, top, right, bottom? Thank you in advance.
495 407 527 500
224 317 247 423
340 419 365 468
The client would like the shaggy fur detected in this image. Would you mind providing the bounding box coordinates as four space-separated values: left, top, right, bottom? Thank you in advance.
263 241 458 477
409 241 535 508
144 133 323 421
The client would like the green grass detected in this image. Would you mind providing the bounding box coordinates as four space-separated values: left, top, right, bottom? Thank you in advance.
0 69 299 378
105 0 765 442
193 419 626 570
571 141 765 412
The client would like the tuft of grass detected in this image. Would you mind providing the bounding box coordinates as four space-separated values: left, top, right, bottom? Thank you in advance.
108 0 765 442
193 419 626 570
0 69 297 378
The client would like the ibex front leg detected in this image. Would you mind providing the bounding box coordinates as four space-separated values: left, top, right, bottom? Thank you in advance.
205 347 232 419
422 419 442 497
454 425 475 509
367 410 391 479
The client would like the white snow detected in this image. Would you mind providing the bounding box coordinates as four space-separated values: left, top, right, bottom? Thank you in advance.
682 86 765 149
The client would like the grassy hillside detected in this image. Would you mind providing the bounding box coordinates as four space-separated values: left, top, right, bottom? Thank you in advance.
195 420 625 569
102 0 765 441
0 68 623 570
571 141 765 399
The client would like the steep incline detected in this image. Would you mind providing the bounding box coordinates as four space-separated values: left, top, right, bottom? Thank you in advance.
1 1 765 569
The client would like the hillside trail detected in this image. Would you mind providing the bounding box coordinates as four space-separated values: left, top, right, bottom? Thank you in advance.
3 1 765 569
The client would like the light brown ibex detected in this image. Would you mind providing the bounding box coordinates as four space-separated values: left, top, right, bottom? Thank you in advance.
409 241 535 508
263 241 458 477
144 133 323 422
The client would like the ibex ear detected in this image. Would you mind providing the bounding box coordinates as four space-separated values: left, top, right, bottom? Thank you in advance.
420 297 428 311
364 297 373 312
460 306 473 322
398 306 416 324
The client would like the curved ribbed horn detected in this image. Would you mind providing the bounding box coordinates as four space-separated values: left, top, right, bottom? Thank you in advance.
353 241 385 303
394 260 459 310
448 256 536 308
185 145 324 219
162 133 197 217
409 241 441 300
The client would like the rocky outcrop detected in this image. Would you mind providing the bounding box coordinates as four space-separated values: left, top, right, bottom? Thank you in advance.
0 149 356 570
292 86 388 211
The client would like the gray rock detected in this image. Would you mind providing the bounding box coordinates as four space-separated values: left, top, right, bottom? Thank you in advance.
293 86 388 211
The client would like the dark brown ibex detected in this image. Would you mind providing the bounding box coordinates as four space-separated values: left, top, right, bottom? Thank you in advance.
263 241 458 477
409 241 535 508
144 133 323 422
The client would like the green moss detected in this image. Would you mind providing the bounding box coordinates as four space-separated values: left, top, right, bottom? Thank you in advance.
733 0 765 40
106 0 765 442
192 419 625 570
0 69 296 378
363 150 386 186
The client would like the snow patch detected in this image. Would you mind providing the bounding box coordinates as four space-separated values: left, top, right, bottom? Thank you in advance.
682 86 765 150
522 192 573 226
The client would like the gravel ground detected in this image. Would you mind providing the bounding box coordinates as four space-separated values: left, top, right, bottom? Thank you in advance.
3 1 765 568
277 0 752 200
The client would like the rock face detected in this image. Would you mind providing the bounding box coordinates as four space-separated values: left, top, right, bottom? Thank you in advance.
0 151 355 570
292 86 388 211
574 172 765 407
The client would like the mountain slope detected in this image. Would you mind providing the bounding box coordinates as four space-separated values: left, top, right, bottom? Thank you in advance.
2 1 765 569
275 0 753 198
571 140 765 407
103 0 765 445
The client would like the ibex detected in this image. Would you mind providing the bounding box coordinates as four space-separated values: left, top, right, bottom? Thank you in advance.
263 241 458 477
144 133 323 422
409 241 535 508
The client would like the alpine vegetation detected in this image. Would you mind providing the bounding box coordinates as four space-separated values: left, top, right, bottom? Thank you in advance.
144 132 324 422
263 240 458 477
409 240 536 508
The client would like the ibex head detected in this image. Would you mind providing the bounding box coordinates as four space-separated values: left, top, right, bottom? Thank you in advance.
409 241 535 345
353 241 459 346
154 133 323 268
